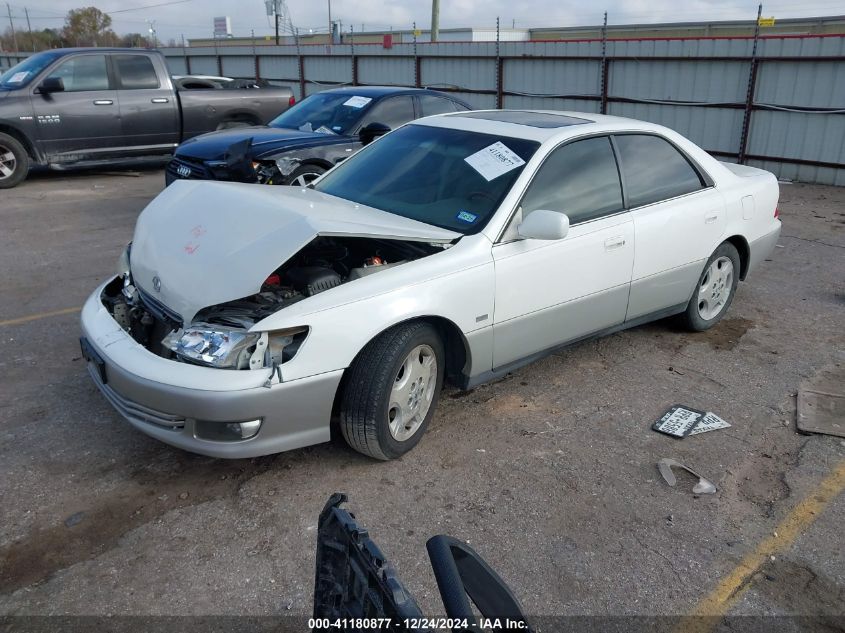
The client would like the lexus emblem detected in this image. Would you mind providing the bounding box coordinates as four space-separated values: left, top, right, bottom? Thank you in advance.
152 276 161 292
176 165 191 178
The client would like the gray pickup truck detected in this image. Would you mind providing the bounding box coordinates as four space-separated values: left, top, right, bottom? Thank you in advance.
0 48 294 188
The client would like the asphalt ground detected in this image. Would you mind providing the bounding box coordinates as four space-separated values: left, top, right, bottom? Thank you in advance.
0 167 843 627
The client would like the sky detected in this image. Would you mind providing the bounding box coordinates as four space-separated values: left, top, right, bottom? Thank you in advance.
4 0 844 43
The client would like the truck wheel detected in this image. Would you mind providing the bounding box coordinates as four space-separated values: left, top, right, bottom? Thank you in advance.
287 164 325 186
0 133 29 189
340 322 444 460
680 242 740 332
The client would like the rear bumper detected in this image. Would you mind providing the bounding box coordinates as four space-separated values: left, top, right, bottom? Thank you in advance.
80 280 342 458
746 221 781 277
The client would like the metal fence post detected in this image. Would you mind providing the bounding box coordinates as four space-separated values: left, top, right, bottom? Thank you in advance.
600 11 608 114
350 26 357 86
495 17 504 109
295 28 305 99
413 22 421 88
738 3 763 164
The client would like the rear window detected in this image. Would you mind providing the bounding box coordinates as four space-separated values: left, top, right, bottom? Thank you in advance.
614 134 704 208
114 55 160 90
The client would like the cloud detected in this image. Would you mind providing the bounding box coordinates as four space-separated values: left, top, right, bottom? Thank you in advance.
8 0 830 43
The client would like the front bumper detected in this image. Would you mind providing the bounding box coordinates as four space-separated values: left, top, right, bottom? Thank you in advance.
80 279 342 458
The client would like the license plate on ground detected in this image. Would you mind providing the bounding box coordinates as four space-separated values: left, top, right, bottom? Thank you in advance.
80 337 107 384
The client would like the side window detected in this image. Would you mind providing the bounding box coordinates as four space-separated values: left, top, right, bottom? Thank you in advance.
520 136 623 225
419 94 458 116
114 55 160 90
614 134 704 208
359 96 415 129
46 55 109 92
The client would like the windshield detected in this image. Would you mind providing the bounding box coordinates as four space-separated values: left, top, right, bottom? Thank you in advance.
314 124 540 234
269 92 374 135
0 51 63 89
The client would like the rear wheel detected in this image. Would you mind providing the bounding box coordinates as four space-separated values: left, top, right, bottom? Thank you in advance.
287 164 326 186
0 133 29 189
340 322 444 460
681 242 740 331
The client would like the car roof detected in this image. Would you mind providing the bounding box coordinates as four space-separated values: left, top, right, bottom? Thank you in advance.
413 109 674 143
319 85 461 98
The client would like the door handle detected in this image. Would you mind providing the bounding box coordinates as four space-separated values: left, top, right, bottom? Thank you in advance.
705 214 719 224
604 236 626 250
93 100 113 105
151 97 169 103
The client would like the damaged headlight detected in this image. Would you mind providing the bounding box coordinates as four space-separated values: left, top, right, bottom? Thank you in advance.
162 326 262 369
161 325 309 370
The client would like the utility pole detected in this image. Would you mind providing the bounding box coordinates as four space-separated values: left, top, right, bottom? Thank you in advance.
24 7 33 51
327 0 332 45
275 11 279 45
6 3 19 52
431 0 440 42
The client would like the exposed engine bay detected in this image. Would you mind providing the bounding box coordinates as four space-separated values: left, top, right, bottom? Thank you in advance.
101 236 447 369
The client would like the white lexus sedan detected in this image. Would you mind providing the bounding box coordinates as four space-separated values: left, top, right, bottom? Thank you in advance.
80 110 781 460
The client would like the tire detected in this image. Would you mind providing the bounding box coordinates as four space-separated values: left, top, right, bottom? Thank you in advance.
680 242 741 331
340 322 445 460
286 164 326 187
0 132 29 189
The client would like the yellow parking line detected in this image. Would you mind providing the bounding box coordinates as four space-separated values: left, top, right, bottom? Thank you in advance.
685 460 845 630
0 307 81 327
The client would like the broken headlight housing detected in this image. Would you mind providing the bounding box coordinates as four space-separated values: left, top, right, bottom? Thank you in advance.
117 242 131 277
161 326 308 370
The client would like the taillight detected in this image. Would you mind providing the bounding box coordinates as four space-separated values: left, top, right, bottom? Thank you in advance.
288 95 296 107
774 206 780 219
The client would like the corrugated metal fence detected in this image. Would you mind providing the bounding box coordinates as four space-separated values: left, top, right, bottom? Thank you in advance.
3 34 844 184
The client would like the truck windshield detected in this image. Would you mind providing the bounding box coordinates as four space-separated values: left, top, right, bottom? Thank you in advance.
268 92 372 135
0 51 63 89
313 124 540 235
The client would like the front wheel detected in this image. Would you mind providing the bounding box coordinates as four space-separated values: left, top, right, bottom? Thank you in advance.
340 322 444 460
0 133 29 189
286 164 326 186
681 242 740 331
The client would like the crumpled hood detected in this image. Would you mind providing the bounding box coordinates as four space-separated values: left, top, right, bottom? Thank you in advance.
176 126 346 160
130 181 460 324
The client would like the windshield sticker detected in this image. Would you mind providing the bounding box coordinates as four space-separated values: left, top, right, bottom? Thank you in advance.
464 141 526 182
8 71 29 83
342 96 372 108
456 210 478 223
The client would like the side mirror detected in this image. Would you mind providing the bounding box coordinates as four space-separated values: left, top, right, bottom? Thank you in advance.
517 209 570 240
37 77 64 94
358 122 390 146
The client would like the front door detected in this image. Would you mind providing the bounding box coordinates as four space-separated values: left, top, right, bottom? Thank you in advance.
30 53 122 161
492 136 635 368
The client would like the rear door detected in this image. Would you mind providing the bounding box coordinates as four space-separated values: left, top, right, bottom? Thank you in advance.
113 53 179 152
355 95 416 132
30 53 121 161
614 133 726 321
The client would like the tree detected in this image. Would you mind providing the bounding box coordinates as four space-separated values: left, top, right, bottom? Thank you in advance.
62 7 117 47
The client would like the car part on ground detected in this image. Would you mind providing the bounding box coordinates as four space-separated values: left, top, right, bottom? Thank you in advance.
657 458 718 495
314 493 533 632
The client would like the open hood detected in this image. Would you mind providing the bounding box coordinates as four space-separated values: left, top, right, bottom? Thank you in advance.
130 181 460 324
